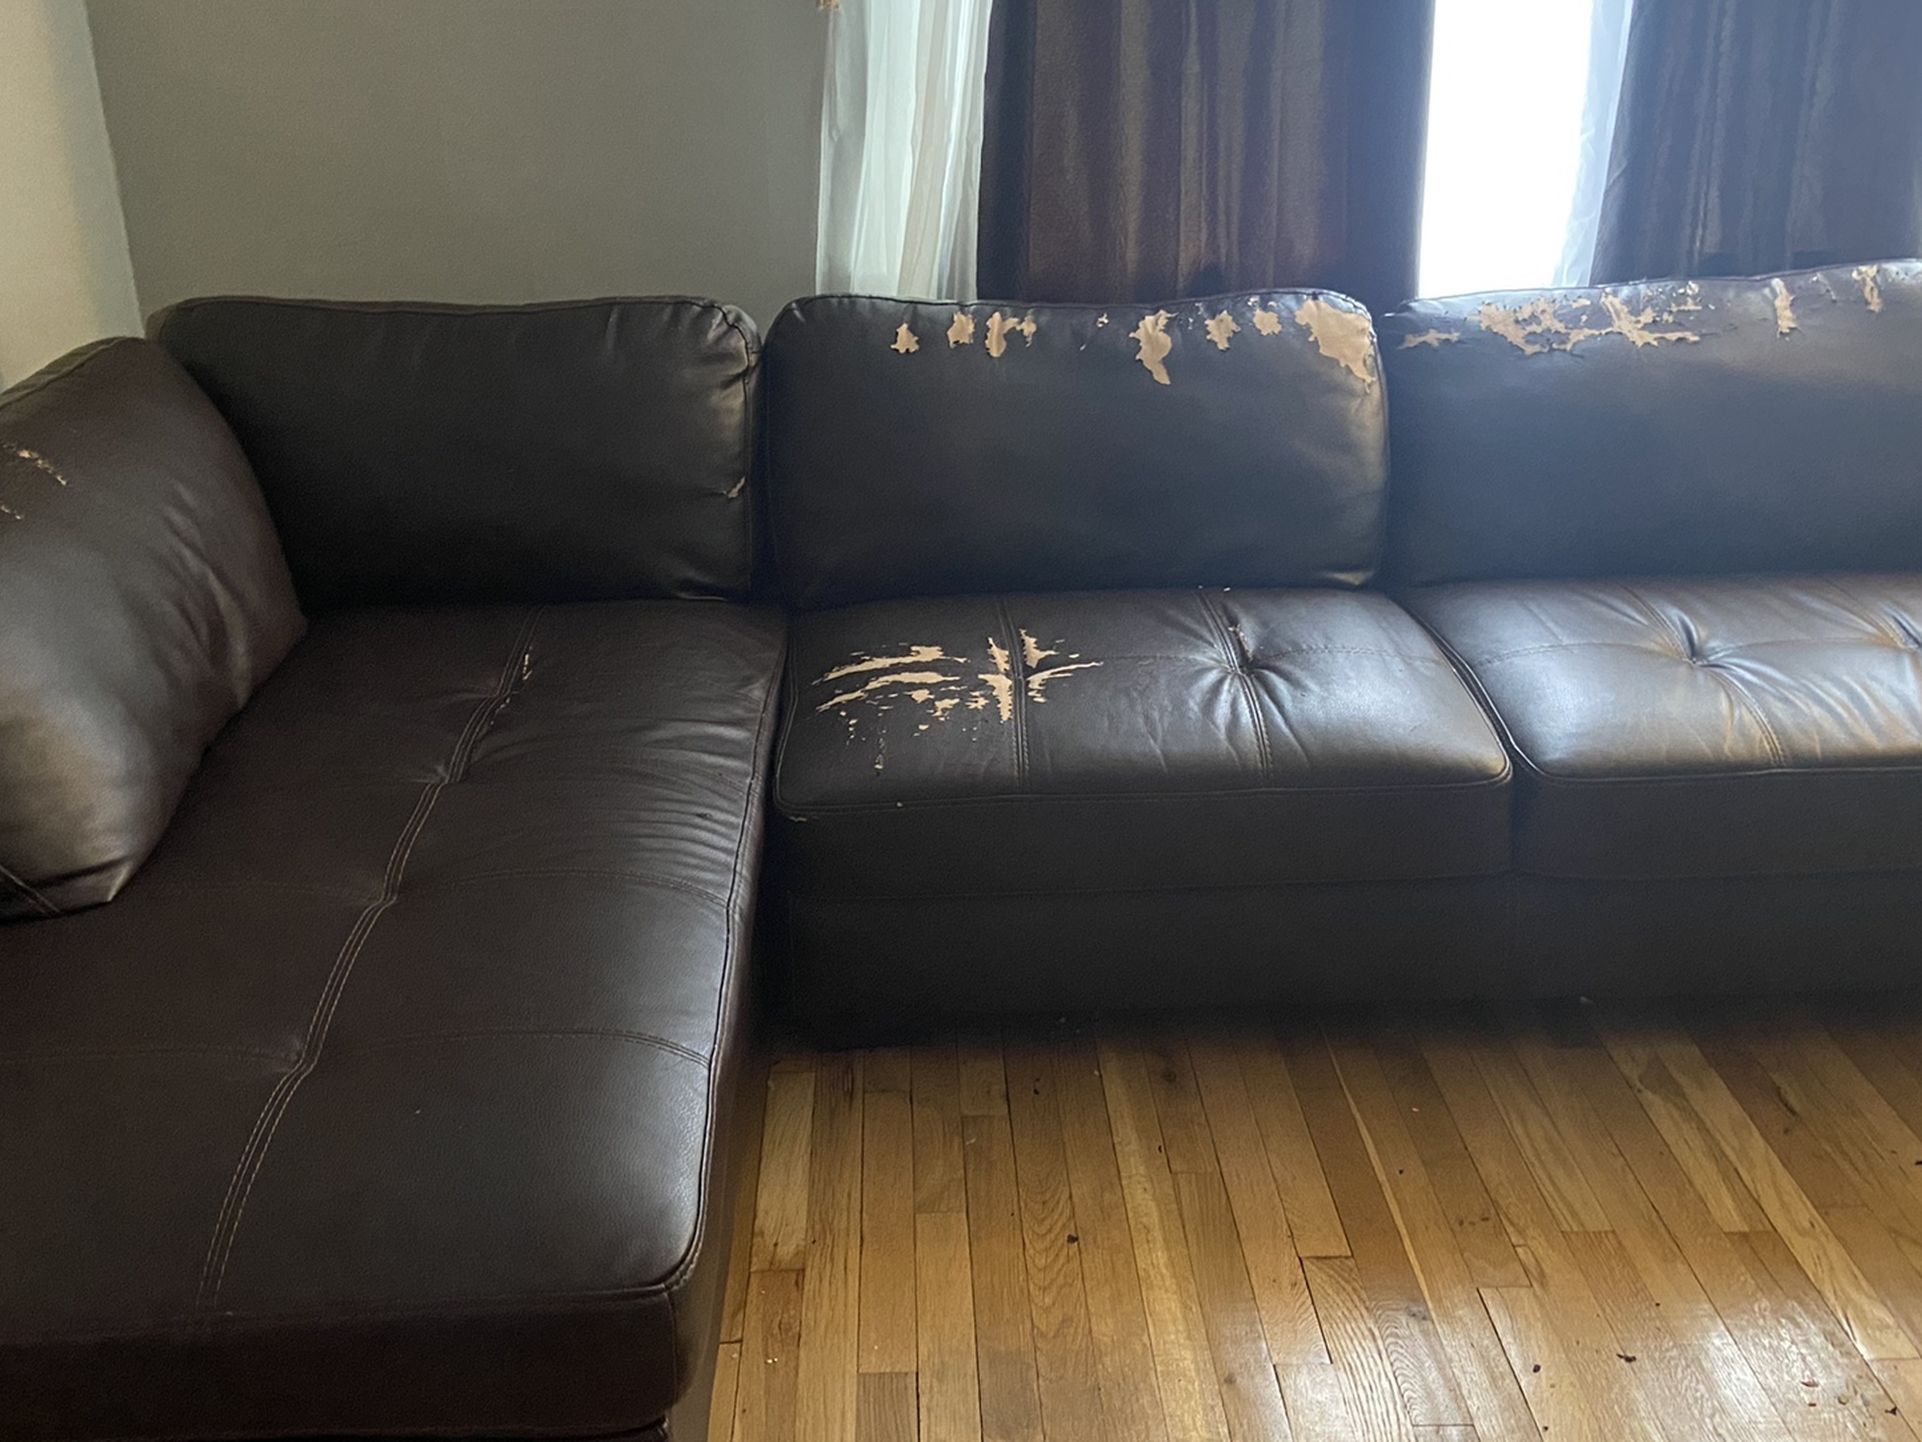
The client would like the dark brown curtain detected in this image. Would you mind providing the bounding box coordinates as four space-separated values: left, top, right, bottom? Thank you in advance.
976 0 1434 313
1593 0 1922 283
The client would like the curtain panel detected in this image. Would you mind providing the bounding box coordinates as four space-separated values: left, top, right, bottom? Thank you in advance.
817 0 997 299
976 0 1435 314
1593 0 1922 283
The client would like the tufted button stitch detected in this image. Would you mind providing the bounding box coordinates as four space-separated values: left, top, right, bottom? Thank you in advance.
775 586 1512 900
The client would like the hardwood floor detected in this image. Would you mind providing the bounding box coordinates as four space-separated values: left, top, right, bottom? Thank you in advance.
707 999 1922 1441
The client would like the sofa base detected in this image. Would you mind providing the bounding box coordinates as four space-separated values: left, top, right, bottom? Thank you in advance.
784 869 1922 1040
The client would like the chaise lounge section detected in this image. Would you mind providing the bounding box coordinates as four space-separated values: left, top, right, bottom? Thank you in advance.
1 298 779 1441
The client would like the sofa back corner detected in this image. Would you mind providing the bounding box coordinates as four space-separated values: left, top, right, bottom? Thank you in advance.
153 295 762 607
764 290 1389 609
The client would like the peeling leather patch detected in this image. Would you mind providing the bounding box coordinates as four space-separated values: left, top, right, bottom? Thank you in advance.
1251 305 1284 337
890 323 920 354
0 441 69 520
1294 297 1378 388
810 632 1104 767
1398 329 1461 350
1130 310 1174 384
947 310 976 347
1854 264 1885 313
984 311 1034 358
1474 288 1702 356
1204 310 1240 351
1768 278 1798 336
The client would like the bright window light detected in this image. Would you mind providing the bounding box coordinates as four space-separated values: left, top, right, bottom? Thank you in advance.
1418 0 1601 297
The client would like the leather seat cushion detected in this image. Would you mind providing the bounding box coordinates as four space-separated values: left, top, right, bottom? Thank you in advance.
775 588 1511 897
1405 574 1922 879
0 601 783 1441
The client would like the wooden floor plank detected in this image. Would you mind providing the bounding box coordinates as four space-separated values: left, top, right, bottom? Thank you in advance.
1146 1037 1220 1176
795 1054 864 1442
1421 1029 1673 1442
960 1040 1010 1116
917 1210 985 1442
1235 1032 1351 1258
1517 1008 1782 1426
1281 1359 1363 1442
1331 1030 1544 1442
1173 1166 1297 1442
914 1039 967 1215
721 1048 770 1343
1003 1042 1108 1442
730 1269 804 1442
1306 1256 1420 1442
860 1088 918 1374
1286 1023 1469 1428
749 1067 815 1272
865 1047 914 1094
708 1340 741 1442
1619 1015 1918 1360
964 1105 1046 1442
1189 1032 1330 1367
857 1372 919 1442
1597 1010 1774 1233
1370 1027 1529 1290
1099 1038 1234 1442
716 1008 1922 1442
1052 1041 1173 1442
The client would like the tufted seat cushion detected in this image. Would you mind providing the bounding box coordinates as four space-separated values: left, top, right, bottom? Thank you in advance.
776 587 1512 899
1406 574 1922 880
0 600 783 1441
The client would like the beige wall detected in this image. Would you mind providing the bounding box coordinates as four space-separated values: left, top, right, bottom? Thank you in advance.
86 0 827 329
0 0 139 386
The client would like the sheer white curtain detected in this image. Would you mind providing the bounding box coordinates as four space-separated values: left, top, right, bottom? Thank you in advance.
1417 0 1634 296
815 0 995 299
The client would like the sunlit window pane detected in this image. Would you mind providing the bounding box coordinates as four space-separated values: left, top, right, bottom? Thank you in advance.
1418 0 1598 297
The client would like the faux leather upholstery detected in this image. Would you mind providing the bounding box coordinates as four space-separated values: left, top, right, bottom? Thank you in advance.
1406 574 1922 879
776 588 1510 901
1380 261 1922 585
765 291 1387 608
154 297 761 607
0 602 784 1440
784 880 1515 1038
0 339 302 919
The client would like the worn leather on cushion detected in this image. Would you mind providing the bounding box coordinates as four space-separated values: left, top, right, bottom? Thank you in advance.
764 291 1387 608
0 601 783 1440
0 340 303 920
153 296 760 607
1380 260 1922 584
775 588 1510 899
1406 574 1922 879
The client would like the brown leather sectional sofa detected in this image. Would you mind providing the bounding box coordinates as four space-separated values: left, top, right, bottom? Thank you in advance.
770 262 1922 1032
3 261 1918 1438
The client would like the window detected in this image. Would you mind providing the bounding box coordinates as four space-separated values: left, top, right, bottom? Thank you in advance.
1417 0 1632 297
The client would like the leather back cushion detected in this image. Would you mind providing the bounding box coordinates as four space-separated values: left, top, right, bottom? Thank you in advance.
153 297 759 606
765 292 1387 608
0 340 304 918
1381 260 1922 584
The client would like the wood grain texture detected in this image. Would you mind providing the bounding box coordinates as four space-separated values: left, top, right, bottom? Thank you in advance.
713 1005 1922 1440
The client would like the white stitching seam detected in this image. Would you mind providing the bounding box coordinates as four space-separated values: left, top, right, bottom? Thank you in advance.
192 608 541 1318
